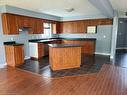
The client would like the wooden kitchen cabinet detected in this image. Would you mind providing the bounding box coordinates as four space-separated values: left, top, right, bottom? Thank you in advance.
2 13 44 35
38 43 45 58
60 19 113 34
16 15 35 34
62 40 95 54
28 17 36 34
2 13 19 35
80 41 95 54
5 45 24 67
16 15 24 29
29 43 45 59
23 16 30 27
49 45 81 70
35 18 43 34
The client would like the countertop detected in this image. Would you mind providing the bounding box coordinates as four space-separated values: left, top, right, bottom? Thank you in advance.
48 44 81 48
61 38 96 41
4 44 24 46
29 38 96 43
29 39 60 43
4 41 24 46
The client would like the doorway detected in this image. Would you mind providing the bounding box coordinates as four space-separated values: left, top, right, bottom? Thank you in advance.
115 18 127 68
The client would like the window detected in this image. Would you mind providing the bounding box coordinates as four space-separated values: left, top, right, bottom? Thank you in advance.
43 22 57 36
43 23 52 36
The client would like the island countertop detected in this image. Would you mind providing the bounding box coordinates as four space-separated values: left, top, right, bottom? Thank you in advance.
48 44 81 48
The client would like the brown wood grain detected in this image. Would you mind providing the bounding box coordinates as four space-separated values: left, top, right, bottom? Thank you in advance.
2 13 44 35
5 45 24 67
14 46 24 66
38 43 45 58
35 18 44 34
0 64 127 95
2 13 19 35
49 46 81 70
60 19 113 33
62 40 95 54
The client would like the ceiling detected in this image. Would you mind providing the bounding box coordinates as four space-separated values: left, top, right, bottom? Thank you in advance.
0 0 127 17
109 0 127 12
0 0 101 17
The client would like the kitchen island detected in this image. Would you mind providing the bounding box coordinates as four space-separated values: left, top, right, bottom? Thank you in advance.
48 44 81 71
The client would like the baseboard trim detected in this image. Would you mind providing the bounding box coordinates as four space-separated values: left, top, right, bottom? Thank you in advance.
95 52 111 56
24 56 30 60
0 64 7 68
116 48 127 50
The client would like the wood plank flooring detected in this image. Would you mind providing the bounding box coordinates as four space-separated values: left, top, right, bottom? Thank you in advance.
0 64 127 95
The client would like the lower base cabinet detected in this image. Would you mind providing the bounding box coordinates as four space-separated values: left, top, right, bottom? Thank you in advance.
62 40 95 54
29 43 45 59
5 45 24 67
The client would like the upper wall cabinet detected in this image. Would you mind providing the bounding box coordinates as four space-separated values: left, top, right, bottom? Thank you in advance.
52 21 61 34
35 18 44 34
2 13 44 35
60 19 113 34
2 13 19 35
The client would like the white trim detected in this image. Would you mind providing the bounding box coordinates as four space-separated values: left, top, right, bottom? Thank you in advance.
0 64 6 68
24 56 30 60
110 56 113 59
95 52 111 56
116 48 127 50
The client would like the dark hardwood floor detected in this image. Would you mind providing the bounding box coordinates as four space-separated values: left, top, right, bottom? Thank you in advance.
0 64 127 95
115 53 127 68
19 54 111 78
1 53 127 94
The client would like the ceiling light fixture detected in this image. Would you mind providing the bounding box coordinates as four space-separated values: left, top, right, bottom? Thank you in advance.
65 8 75 12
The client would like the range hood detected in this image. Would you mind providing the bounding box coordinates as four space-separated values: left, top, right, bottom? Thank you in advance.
19 27 31 32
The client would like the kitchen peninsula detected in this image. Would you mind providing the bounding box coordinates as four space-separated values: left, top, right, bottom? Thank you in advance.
29 38 96 59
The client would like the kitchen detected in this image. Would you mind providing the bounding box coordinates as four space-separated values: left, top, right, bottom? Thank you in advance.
0 5 113 78
1 0 127 94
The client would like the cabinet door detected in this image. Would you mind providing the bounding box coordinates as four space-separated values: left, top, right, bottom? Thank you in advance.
56 22 61 34
28 18 36 34
2 13 18 35
52 23 57 34
23 16 29 27
5 46 15 67
14 46 24 66
38 43 45 58
35 19 43 34
16 15 30 27
82 41 95 54
77 21 85 33
16 15 24 29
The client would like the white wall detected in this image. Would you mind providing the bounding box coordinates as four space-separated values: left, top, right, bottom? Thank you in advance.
110 16 118 59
